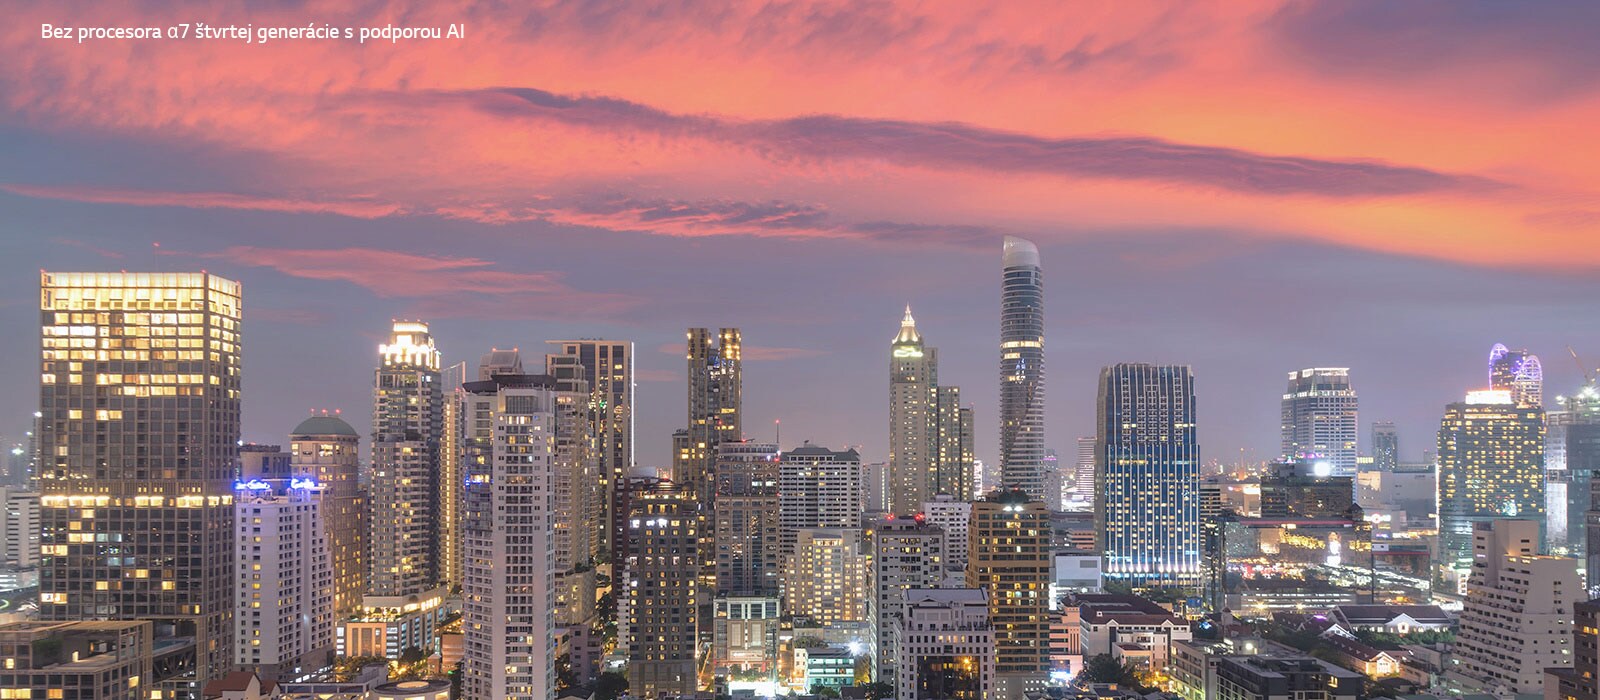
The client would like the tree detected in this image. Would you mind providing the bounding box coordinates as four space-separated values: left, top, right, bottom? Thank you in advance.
398 646 427 665
556 653 578 690
595 671 629 700
860 681 894 699
1079 654 1149 690
810 684 840 698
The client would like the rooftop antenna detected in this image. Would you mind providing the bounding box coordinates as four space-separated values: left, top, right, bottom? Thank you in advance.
775 419 781 447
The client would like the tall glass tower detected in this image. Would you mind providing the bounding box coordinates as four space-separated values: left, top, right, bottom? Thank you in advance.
38 271 242 693
999 236 1045 499
1280 368 1359 477
1490 343 1544 408
1095 363 1201 586
1437 390 1544 588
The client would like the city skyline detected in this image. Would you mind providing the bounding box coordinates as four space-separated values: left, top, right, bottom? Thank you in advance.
4 4 1600 476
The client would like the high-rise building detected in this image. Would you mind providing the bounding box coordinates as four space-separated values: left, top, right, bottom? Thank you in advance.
1549 384 1600 562
369 321 442 595
1452 519 1578 695
626 482 699 698
546 340 634 562
967 492 1050 700
788 528 868 625
892 588 994 700
1259 461 1355 519
862 461 890 514
682 328 742 507
0 621 155 698
999 236 1046 499
438 361 467 589
1280 368 1358 478
713 441 781 597
870 515 945 684
1490 343 1544 408
0 486 39 570
778 443 864 593
460 365 578 700
1371 421 1399 472
1552 598 1600 700
922 495 972 576
1072 437 1095 504
1437 390 1544 585
1095 363 1202 586
936 386 975 500
234 445 334 680
889 308 974 512
289 413 363 617
38 271 242 692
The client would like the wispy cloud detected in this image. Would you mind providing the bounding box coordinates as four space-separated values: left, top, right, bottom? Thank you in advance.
2 184 403 219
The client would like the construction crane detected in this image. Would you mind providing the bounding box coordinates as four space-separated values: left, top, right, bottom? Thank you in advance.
1569 345 1595 383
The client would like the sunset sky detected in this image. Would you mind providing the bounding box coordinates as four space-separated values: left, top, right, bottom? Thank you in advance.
3 0 1598 469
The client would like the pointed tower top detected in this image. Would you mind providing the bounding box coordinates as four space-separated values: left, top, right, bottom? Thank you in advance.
894 305 922 345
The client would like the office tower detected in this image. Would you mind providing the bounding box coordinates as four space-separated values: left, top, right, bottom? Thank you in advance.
890 306 938 512
787 528 868 625
546 339 634 561
234 445 333 680
1453 519 1578 695
714 441 781 596
369 321 442 595
1259 461 1355 518
626 482 698 698
38 271 241 692
1095 363 1202 586
863 461 890 513
1553 598 1600 700
892 588 994 700
288 413 363 617
682 328 742 506
1437 390 1544 585
967 492 1050 700
922 495 972 575
0 486 39 569
1280 368 1358 478
1071 437 1095 503
779 443 864 592
460 365 577 700
438 361 467 588
888 308 975 511
935 387 975 499
1490 343 1544 407
1370 421 1399 472
999 236 1046 499
870 515 945 684
1548 384 1600 562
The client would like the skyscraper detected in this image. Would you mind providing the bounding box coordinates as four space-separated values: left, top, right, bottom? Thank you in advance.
1490 343 1544 408
38 271 242 692
870 515 945 684
1371 421 1399 472
778 443 864 593
234 445 334 680
369 321 442 595
438 360 467 589
681 328 742 506
626 482 699 698
1436 390 1544 586
713 441 781 597
787 527 868 625
967 492 1050 700
999 236 1046 499
1095 363 1201 586
289 413 363 617
889 307 973 512
1072 436 1096 504
546 339 634 561
1280 368 1358 477
461 365 577 700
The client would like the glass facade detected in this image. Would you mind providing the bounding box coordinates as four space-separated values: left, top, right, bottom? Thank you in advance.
999 237 1045 499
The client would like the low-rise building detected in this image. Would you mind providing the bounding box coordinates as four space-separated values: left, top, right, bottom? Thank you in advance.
1075 594 1192 672
1327 604 1452 634
795 645 856 694
1170 637 1362 700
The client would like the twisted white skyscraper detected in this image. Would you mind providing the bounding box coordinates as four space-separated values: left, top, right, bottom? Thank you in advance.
999 236 1046 499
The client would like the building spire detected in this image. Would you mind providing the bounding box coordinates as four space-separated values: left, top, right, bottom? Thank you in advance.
895 304 921 344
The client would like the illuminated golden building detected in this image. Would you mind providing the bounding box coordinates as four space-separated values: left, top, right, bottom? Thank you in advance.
1437 390 1544 586
370 321 442 596
37 271 242 694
